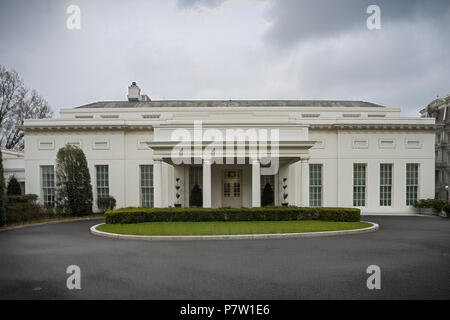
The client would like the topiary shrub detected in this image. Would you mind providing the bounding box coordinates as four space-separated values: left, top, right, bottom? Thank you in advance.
7 176 22 195
261 183 274 207
189 184 203 207
98 196 116 213
55 145 93 216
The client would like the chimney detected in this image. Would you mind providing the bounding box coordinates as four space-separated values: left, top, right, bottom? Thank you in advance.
127 82 141 102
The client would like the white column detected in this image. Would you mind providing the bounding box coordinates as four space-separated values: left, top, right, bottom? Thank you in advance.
202 160 212 208
252 159 261 207
301 157 310 207
153 159 163 208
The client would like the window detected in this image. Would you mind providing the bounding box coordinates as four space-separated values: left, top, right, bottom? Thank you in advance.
309 164 322 207
343 113 361 118
189 166 203 191
380 164 393 206
39 141 55 150
233 183 241 197
353 164 367 207
93 140 109 150
41 166 55 207
224 183 231 197
406 164 419 206
379 138 395 149
66 141 81 148
96 165 109 201
302 114 320 118
353 139 369 149
140 165 154 207
405 139 421 149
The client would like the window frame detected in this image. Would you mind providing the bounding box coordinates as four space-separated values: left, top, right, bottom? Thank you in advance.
95 165 110 202
140 165 154 208
406 163 420 206
41 165 55 207
353 163 367 207
379 163 393 207
309 164 323 207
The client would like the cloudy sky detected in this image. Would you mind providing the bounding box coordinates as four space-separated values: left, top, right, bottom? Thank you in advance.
0 0 449 116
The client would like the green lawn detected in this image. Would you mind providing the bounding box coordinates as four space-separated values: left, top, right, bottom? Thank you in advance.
97 220 371 236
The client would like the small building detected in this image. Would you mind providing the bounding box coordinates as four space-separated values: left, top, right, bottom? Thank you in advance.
420 95 450 202
1 148 25 194
22 83 436 213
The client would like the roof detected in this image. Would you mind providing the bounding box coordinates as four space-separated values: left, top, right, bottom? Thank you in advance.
75 100 388 109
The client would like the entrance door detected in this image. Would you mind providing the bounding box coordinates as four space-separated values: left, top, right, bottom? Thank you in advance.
222 170 242 208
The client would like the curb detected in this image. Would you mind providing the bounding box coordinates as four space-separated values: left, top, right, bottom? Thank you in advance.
90 221 379 241
0 216 104 232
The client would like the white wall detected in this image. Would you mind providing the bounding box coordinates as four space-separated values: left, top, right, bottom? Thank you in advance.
24 104 435 214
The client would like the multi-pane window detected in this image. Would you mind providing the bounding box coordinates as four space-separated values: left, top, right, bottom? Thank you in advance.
380 164 393 206
233 183 241 197
353 164 367 207
41 166 55 207
309 164 322 207
224 183 231 197
406 164 419 206
140 165 154 207
96 165 109 200
189 166 202 190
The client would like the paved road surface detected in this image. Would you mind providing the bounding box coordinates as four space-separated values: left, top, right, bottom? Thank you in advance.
0 216 449 299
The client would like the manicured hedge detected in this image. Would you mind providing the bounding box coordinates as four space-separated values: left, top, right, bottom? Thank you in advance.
104 207 360 224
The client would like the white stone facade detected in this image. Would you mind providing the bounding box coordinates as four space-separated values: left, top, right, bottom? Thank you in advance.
1 149 25 194
23 96 435 214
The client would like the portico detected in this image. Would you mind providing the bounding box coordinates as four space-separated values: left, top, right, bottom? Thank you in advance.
148 123 315 208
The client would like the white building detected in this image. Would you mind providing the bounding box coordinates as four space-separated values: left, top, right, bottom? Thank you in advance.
1 149 25 194
23 83 435 213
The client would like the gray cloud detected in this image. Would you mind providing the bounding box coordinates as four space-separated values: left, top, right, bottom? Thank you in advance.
0 0 448 118
264 0 450 47
177 0 227 10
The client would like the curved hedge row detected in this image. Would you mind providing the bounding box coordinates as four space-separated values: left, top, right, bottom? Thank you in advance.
104 207 360 224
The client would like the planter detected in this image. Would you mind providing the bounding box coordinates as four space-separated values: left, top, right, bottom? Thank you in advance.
418 208 438 216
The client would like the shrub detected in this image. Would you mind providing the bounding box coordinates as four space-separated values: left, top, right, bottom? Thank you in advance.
104 207 361 224
98 196 116 213
7 194 38 204
5 194 65 224
55 145 93 216
0 149 6 226
413 199 446 211
6 176 22 195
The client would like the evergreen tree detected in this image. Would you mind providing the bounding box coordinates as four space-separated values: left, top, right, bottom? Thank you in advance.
261 183 274 207
7 176 22 195
55 145 93 216
189 184 203 207
0 149 6 226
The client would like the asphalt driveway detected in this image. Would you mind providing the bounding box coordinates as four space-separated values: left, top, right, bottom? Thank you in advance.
0 216 449 299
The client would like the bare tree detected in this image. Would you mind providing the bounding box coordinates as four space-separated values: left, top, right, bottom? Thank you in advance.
0 65 53 150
